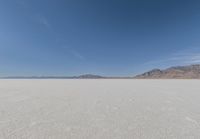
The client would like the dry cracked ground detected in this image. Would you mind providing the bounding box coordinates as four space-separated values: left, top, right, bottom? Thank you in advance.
0 79 200 139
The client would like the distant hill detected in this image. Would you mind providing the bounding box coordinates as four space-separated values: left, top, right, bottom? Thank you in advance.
0 74 105 79
76 74 104 79
134 64 200 79
3 65 200 79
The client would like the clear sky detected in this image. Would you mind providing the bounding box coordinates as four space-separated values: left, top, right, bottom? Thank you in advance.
1 0 200 76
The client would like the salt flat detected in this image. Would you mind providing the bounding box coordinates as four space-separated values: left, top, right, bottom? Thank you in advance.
0 79 200 139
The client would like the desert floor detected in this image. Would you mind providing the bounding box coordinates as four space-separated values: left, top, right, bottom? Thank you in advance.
0 79 200 139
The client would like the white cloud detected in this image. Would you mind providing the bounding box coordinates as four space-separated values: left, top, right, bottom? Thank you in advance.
170 47 200 64
143 47 200 69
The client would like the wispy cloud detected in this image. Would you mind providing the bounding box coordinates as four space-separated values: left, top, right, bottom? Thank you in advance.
37 16 51 28
60 46 85 61
170 47 200 65
16 0 51 29
143 47 200 69
70 50 85 60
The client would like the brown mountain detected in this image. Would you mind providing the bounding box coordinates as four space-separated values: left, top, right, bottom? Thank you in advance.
134 64 200 79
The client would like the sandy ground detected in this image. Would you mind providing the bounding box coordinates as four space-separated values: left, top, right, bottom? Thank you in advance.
0 79 200 139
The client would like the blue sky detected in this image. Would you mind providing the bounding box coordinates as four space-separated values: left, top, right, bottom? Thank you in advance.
1 0 200 76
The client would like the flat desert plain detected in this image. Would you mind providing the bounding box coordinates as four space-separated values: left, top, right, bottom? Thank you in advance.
0 79 200 139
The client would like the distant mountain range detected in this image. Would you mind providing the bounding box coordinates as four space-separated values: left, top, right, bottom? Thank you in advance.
134 64 200 79
1 64 200 79
0 74 104 79
76 74 104 79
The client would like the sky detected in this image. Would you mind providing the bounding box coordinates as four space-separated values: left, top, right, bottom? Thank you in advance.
1 0 200 76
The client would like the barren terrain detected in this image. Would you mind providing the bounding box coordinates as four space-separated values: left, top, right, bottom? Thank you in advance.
0 79 200 139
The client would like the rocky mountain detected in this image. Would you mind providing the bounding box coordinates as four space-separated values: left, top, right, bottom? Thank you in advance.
134 64 200 79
